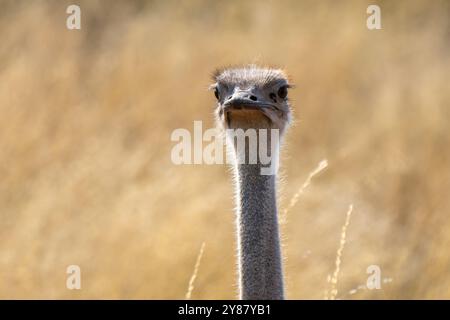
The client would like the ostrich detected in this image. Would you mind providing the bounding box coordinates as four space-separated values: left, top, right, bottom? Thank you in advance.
211 66 292 300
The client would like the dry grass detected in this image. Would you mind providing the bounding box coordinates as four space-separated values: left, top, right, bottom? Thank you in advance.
325 204 353 300
185 242 206 299
281 159 328 224
0 0 449 299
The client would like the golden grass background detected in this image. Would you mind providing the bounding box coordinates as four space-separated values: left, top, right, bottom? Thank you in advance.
0 0 449 299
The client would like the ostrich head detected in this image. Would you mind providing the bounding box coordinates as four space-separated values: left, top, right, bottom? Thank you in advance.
211 66 292 135
210 65 293 299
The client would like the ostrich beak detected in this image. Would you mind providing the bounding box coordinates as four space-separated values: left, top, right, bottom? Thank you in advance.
223 90 275 111
221 91 282 128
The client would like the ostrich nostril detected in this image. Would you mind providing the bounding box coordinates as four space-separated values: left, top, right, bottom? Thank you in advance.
249 95 257 101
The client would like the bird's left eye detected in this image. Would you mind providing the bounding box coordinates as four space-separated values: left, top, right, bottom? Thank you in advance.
277 85 288 99
214 87 220 100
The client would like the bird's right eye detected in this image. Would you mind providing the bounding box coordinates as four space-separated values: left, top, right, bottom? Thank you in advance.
214 87 220 100
277 85 288 99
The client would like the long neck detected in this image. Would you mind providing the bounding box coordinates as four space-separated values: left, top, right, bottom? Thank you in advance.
233 147 284 300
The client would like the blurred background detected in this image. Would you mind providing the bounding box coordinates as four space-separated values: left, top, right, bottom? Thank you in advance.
0 0 449 299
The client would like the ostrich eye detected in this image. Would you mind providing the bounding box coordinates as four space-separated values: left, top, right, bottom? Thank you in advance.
277 85 288 99
214 87 220 100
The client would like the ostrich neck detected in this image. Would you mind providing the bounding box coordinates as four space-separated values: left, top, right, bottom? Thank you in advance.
234 152 284 300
